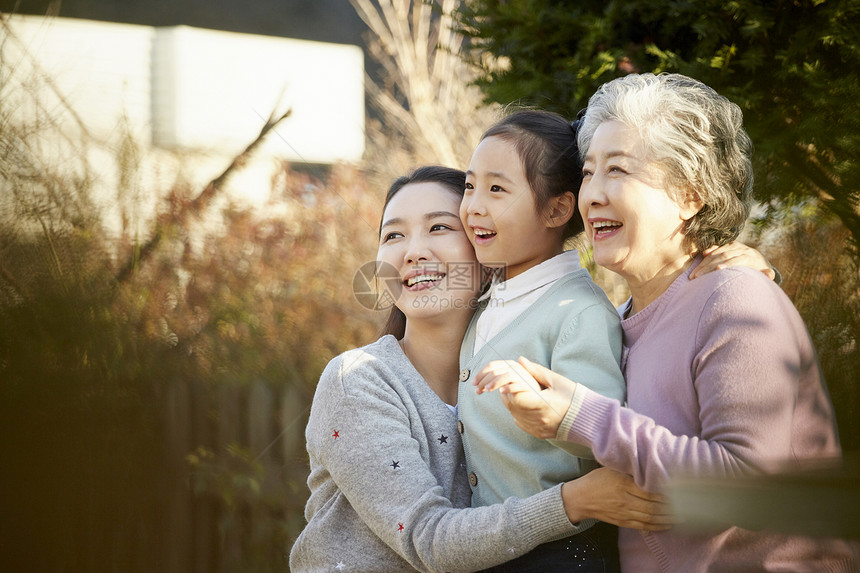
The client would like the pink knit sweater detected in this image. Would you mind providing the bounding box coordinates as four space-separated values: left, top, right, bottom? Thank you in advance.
561 259 856 572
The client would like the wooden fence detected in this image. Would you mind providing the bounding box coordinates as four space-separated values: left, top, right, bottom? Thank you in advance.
161 376 311 572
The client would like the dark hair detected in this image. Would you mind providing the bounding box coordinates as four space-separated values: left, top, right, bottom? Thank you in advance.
378 165 467 339
481 110 584 240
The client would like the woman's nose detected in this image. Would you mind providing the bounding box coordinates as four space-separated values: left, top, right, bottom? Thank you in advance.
405 235 429 263
580 177 606 206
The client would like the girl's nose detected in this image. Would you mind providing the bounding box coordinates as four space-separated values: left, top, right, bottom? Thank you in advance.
463 190 486 216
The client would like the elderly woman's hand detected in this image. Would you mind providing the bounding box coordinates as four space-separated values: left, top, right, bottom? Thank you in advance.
473 357 577 439
690 241 777 281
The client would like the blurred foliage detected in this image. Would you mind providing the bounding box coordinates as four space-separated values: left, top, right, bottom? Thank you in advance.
0 41 384 567
0 227 168 571
351 0 501 187
753 208 860 451
456 0 860 251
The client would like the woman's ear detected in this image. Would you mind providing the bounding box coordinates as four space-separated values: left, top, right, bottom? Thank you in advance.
546 191 576 229
679 187 704 221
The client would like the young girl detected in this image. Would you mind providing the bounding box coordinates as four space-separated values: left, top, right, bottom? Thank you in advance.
289 166 671 573
458 110 628 571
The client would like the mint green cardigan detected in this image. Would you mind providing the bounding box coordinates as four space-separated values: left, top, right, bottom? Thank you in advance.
458 268 626 510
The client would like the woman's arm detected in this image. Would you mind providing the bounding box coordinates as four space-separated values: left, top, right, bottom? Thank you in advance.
689 241 780 283
562 467 674 530
307 354 575 572
476 272 813 492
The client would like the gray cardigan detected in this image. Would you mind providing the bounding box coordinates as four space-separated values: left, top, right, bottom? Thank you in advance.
289 335 577 573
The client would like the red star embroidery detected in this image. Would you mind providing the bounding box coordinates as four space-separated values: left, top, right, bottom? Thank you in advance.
332 430 340 439
397 523 404 532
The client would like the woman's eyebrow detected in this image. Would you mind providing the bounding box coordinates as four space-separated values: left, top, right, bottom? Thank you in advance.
381 211 458 229
425 211 459 221
584 149 632 163
380 216 402 229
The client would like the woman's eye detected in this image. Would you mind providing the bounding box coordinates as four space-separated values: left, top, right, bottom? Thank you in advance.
382 231 403 242
430 224 450 232
608 166 626 174
582 168 593 178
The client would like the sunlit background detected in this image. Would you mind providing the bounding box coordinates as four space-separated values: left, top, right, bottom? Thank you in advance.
1 1 858 571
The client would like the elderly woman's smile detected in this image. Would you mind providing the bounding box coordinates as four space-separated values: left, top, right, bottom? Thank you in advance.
579 120 700 298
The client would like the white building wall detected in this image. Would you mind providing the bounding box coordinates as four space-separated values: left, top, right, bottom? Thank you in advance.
4 15 365 163
1 14 365 236
151 25 365 163
3 16 155 143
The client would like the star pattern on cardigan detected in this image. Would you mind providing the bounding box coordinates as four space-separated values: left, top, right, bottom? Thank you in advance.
390 460 400 470
332 430 340 439
438 434 448 444
397 523 404 532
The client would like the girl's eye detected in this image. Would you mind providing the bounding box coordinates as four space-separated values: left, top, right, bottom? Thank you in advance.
430 224 451 232
381 231 403 242
490 185 504 193
464 182 474 192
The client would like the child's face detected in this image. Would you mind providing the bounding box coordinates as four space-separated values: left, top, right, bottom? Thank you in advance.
378 182 481 323
462 136 562 280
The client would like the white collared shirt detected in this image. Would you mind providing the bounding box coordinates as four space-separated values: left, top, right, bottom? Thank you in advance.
472 250 581 355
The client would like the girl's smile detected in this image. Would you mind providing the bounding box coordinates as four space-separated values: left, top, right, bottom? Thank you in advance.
461 136 564 280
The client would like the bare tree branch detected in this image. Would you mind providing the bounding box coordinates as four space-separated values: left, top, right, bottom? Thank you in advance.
115 108 292 283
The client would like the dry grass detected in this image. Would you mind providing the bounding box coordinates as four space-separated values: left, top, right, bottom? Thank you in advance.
350 0 500 185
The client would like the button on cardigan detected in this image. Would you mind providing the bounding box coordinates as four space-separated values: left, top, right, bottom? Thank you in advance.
458 268 626 526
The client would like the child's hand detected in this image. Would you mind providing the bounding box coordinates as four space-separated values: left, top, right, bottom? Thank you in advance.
690 241 776 281
473 357 576 439
473 359 538 395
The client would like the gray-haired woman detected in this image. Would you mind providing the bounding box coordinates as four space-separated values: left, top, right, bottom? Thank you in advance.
474 73 856 572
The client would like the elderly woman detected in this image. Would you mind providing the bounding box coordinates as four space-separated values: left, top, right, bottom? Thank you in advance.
474 73 855 572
